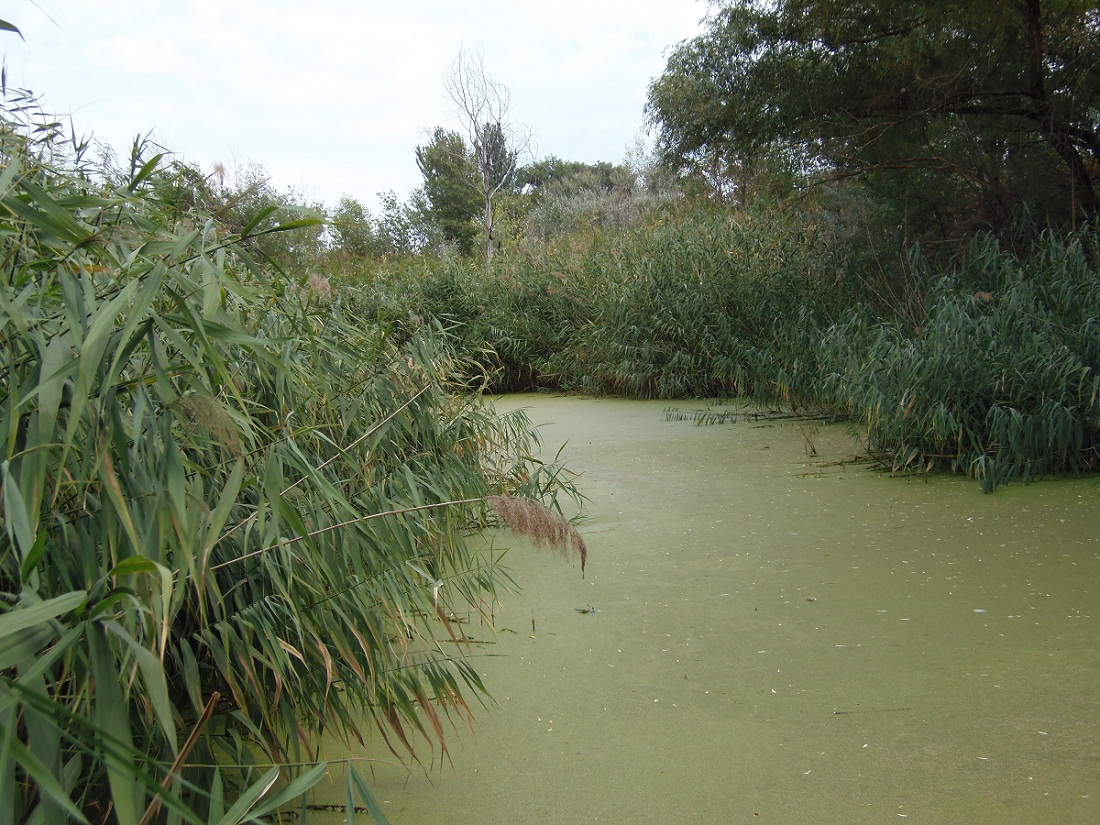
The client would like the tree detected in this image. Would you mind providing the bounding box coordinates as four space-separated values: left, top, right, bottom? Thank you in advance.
442 47 529 260
414 127 481 254
329 192 420 257
375 189 419 255
329 195 377 257
517 156 620 204
648 1 1100 234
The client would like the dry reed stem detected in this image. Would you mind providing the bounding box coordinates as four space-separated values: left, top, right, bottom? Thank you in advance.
487 495 587 576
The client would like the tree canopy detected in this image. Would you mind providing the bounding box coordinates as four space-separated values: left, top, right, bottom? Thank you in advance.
648 0 1100 233
414 127 482 254
517 156 621 203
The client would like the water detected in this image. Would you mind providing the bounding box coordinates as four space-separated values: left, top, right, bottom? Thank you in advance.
311 395 1100 824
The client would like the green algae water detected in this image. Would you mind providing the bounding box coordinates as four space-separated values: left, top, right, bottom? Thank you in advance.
311 395 1099 824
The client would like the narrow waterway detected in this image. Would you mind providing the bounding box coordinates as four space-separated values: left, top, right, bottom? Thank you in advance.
312 395 1099 824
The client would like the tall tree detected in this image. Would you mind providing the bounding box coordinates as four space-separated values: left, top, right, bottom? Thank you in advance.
648 0 1100 232
414 127 481 254
443 47 529 260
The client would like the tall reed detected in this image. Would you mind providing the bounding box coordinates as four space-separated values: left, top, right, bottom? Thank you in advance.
336 202 1098 490
821 231 1100 489
0 92 583 824
340 206 849 401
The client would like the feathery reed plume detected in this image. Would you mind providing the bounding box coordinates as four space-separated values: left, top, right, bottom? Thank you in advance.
170 393 243 457
487 495 587 576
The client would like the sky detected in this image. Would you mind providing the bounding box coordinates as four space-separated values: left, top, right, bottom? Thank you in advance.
4 1 707 212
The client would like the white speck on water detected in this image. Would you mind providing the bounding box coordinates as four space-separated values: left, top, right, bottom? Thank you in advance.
973 608 987 613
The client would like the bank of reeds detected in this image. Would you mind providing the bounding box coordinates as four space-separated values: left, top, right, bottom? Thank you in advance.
821 232 1100 489
0 94 583 824
338 206 1098 490
340 208 849 402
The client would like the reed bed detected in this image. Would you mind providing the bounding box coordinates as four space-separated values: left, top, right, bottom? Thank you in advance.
341 207 1098 491
821 232 1100 489
0 94 582 824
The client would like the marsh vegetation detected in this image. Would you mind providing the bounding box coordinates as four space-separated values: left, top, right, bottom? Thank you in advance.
0 91 583 824
2 1 1099 821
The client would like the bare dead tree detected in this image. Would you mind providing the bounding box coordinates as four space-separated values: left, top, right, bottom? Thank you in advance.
442 47 531 260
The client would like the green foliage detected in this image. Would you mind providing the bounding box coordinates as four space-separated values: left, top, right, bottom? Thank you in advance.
474 121 518 195
374 190 421 255
648 0 1100 235
324 192 421 262
524 163 672 242
516 156 618 203
339 194 1100 490
0 91 582 823
820 230 1100 490
143 154 326 274
328 194 378 256
548 209 843 401
343 204 847 399
414 128 481 255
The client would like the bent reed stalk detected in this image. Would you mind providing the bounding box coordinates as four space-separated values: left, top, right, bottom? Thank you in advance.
211 494 587 575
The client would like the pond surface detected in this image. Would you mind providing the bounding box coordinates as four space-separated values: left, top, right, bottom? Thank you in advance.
313 395 1100 824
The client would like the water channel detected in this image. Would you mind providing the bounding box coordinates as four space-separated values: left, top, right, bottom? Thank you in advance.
312 395 1099 824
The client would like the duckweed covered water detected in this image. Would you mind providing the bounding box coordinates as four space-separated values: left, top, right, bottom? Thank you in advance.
311 395 1099 823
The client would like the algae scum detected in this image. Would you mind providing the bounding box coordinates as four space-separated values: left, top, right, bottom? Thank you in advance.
313 396 1099 824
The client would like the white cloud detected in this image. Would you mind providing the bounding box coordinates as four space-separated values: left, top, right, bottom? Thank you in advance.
5 0 705 210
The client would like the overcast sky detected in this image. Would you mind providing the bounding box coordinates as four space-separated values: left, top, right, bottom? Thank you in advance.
4 1 706 211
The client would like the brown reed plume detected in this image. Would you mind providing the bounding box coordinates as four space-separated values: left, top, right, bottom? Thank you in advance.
487 495 587 576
